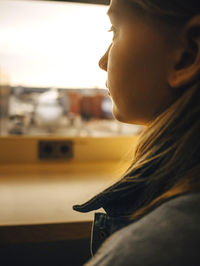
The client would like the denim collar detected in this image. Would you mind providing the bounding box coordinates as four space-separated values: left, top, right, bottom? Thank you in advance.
73 172 151 217
73 185 192 218
73 182 147 217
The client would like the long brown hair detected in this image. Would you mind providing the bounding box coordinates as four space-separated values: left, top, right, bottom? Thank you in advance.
100 0 200 220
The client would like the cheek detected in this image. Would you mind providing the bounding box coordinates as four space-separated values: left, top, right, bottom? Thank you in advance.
108 29 170 95
107 28 172 123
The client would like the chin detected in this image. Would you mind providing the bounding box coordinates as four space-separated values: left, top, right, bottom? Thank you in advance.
112 107 127 123
112 107 143 125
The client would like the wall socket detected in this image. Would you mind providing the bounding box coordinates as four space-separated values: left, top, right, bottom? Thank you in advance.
38 140 73 160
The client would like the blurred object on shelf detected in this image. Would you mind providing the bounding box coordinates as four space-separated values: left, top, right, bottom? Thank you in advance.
8 86 34 135
0 68 11 136
68 91 81 116
35 88 65 133
2 86 142 136
8 114 25 135
80 95 93 121
79 89 106 121
101 96 113 119
92 92 105 119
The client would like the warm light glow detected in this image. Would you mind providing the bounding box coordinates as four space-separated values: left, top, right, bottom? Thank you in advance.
0 0 112 88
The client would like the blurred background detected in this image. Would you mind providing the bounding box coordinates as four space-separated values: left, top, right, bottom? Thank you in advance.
0 2 144 264
0 0 143 137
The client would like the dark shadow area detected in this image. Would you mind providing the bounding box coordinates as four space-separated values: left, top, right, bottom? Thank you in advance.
0 238 91 266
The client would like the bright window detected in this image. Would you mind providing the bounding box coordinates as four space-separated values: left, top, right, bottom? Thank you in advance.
0 0 111 88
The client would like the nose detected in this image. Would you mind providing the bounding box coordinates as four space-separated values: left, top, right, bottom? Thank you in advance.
98 44 112 71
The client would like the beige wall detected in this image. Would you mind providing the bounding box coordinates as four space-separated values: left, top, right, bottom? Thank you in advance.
0 135 139 164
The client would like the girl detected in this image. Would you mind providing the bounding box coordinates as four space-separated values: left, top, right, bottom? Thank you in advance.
73 0 200 265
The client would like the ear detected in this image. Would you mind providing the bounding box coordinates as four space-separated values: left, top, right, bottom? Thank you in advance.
168 15 200 88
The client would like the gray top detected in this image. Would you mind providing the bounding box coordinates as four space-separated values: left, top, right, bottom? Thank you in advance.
84 192 200 266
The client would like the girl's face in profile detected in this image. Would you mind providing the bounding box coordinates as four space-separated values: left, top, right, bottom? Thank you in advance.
99 0 177 125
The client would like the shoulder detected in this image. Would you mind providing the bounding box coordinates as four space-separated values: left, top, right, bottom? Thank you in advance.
85 192 200 266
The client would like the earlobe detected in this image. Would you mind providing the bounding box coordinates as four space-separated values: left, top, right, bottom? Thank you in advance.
168 64 200 89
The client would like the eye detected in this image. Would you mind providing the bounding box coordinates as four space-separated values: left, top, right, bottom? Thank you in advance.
107 25 117 40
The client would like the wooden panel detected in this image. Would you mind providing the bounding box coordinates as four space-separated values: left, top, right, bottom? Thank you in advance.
0 221 92 244
0 136 139 163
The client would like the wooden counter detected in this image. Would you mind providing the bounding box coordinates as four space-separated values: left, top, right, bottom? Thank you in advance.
0 161 128 226
0 161 129 265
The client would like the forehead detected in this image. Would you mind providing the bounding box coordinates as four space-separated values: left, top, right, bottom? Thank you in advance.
108 0 125 11
107 0 155 24
107 0 130 17
107 0 144 19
